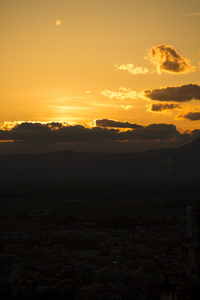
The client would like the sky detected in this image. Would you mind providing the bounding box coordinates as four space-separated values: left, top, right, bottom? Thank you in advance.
1 0 200 154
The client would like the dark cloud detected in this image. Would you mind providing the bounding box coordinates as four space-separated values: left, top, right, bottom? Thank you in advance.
122 123 183 140
0 122 189 143
12 122 65 131
149 44 195 74
144 84 200 102
4 122 53 142
177 112 200 121
12 122 51 131
151 103 182 112
95 119 143 129
0 121 195 155
0 123 119 143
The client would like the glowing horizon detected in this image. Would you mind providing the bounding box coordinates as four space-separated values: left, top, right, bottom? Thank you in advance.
1 0 200 153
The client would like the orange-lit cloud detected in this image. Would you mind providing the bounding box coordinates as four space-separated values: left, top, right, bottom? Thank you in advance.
101 88 138 100
148 44 195 74
115 64 149 75
144 84 200 102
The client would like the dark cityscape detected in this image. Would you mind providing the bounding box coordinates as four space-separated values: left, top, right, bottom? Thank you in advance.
0 137 200 299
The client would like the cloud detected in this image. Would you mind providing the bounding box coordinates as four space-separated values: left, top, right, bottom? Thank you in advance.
0 122 118 143
144 84 200 102
0 121 189 143
150 103 182 112
0 121 195 154
95 119 143 129
101 88 138 100
122 123 184 141
120 105 133 110
148 44 195 74
176 111 200 121
115 64 149 75
55 19 62 26
12 122 52 131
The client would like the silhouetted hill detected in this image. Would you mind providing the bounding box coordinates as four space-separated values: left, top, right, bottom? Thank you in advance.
170 137 200 178
0 138 199 187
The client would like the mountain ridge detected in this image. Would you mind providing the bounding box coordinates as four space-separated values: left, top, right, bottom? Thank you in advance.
0 137 199 186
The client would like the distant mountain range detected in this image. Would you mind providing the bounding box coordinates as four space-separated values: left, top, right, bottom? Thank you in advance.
0 137 200 187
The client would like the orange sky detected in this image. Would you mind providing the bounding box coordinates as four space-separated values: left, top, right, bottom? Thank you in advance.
0 0 200 153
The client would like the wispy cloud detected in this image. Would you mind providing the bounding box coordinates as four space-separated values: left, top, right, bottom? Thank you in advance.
119 105 133 110
115 64 149 75
101 88 139 100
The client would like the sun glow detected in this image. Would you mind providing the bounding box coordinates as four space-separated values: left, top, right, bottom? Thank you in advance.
55 19 62 26
0 0 200 154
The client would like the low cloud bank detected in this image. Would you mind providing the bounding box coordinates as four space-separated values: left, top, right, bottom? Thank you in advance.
0 121 195 142
0 121 199 154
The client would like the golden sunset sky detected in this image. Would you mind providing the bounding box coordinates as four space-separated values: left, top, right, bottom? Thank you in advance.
0 0 200 153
